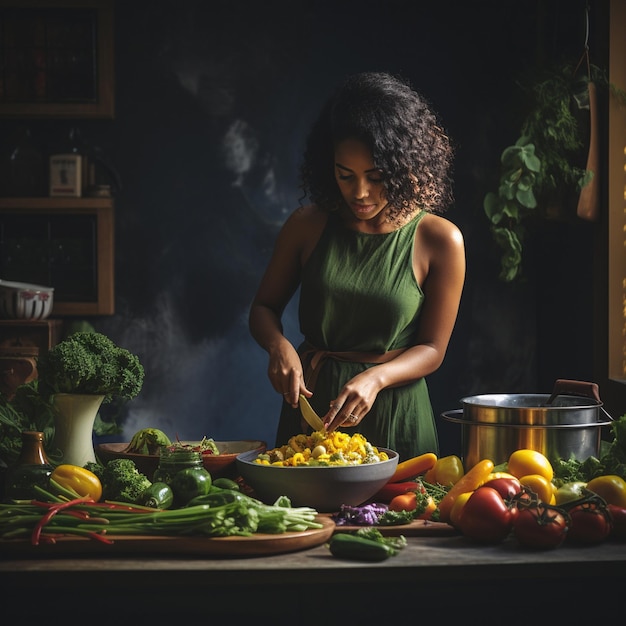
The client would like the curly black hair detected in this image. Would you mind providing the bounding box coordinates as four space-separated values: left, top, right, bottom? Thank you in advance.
300 72 455 222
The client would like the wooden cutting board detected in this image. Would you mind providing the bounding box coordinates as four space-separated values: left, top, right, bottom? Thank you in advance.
0 515 335 558
327 515 458 536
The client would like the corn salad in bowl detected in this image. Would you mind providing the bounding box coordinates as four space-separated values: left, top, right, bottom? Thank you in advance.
255 430 389 467
236 430 398 512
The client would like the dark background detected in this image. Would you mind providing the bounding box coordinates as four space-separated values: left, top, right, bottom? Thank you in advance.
0 0 603 455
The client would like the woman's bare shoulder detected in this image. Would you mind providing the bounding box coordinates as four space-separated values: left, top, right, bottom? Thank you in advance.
283 204 329 235
275 205 329 263
289 203 327 222
418 212 464 248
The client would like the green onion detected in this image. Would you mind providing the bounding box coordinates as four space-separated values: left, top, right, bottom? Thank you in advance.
0 486 322 545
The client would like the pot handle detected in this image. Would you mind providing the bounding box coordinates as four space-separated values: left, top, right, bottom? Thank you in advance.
546 379 601 405
440 409 464 424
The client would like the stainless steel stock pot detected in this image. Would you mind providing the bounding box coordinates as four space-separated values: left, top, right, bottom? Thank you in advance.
441 379 613 468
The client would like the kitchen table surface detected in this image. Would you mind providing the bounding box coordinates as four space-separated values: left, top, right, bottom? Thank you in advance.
2 530 625 622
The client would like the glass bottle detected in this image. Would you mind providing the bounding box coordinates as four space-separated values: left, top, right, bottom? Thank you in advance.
6 127 46 197
4 431 54 501
152 447 206 485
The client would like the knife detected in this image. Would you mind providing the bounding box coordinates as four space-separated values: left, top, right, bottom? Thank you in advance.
299 394 325 432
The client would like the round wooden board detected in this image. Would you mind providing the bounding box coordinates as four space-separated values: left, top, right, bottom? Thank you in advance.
328 516 458 536
0 515 335 558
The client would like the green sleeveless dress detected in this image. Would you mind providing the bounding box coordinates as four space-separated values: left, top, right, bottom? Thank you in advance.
274 210 439 461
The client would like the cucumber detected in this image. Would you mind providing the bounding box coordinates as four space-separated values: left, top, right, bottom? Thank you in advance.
328 533 396 562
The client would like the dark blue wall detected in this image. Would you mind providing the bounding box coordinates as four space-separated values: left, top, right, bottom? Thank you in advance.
0 0 598 456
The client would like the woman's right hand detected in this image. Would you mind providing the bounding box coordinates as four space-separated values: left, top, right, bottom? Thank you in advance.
267 339 311 408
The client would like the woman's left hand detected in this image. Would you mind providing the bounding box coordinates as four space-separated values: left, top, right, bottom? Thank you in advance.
322 370 382 431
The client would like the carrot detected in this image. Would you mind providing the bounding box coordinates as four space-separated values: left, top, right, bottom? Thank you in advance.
437 459 494 524
389 492 417 512
372 481 420 503
388 452 437 483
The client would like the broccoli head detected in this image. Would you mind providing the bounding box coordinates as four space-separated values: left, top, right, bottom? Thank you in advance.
88 458 152 503
37 331 145 403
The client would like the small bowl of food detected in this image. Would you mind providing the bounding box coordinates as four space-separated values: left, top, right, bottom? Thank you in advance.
236 431 399 512
195 439 267 478
96 438 267 480
0 279 54 320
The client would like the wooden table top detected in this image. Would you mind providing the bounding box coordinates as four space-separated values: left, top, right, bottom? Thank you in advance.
2 531 625 621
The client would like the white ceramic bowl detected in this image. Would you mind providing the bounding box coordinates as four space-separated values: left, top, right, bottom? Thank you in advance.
236 447 399 513
0 280 54 320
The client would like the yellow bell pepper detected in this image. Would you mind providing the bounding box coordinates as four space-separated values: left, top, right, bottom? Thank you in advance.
51 464 103 501
423 455 464 486
586 475 626 508
519 473 554 504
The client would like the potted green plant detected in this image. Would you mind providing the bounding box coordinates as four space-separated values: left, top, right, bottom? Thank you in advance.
483 61 622 282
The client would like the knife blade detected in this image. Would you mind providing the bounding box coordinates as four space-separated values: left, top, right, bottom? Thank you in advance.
299 394 325 432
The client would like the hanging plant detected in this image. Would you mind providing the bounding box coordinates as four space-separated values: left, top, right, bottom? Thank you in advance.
483 60 615 282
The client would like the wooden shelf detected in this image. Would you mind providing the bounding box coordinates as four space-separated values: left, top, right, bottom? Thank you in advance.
0 196 113 210
0 197 115 316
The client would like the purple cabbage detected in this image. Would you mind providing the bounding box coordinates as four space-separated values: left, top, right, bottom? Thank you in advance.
331 502 389 526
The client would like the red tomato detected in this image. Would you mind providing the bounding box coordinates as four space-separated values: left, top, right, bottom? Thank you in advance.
607 504 626 541
566 499 612 545
481 477 523 500
458 487 513 543
512 502 570 549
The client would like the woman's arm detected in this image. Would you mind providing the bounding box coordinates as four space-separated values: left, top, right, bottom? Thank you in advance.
249 206 326 405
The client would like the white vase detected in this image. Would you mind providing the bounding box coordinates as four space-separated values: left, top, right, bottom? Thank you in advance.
51 393 105 466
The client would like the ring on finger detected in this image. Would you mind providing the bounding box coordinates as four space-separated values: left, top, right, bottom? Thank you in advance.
347 413 359 422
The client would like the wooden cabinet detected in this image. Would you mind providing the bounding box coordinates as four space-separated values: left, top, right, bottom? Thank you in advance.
0 319 62 351
0 197 115 316
0 0 115 119
0 318 63 397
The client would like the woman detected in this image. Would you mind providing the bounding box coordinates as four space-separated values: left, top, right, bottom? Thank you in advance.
249 71 465 460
